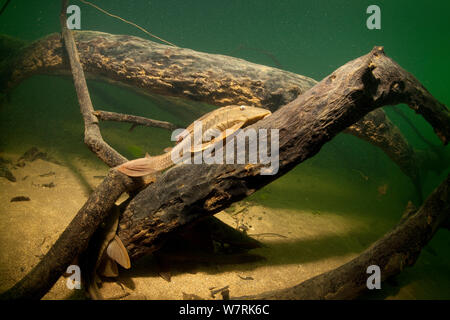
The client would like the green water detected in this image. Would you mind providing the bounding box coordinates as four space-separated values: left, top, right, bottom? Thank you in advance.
0 0 449 299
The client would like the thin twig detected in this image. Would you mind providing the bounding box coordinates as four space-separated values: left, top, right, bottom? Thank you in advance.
93 110 177 131
78 0 177 47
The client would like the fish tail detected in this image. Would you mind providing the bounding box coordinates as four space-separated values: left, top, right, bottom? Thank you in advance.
116 157 158 177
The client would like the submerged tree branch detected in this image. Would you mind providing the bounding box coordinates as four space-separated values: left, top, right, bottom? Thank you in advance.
93 110 177 131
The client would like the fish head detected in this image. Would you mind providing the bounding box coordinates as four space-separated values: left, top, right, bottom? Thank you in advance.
233 105 272 125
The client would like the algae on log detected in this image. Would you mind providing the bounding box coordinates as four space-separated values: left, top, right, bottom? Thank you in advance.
0 31 423 189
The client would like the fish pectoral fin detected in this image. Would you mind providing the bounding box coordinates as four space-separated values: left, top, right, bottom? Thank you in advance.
98 256 119 278
106 235 131 269
163 147 173 153
191 121 245 153
116 157 157 177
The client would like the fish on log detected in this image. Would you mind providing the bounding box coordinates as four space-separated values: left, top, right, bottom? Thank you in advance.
0 31 426 190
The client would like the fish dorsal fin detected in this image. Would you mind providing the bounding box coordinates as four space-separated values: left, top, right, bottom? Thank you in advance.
145 152 151 158
98 257 119 278
191 121 245 153
106 235 131 269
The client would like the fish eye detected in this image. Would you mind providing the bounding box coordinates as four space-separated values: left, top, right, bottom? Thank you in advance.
240 105 246 110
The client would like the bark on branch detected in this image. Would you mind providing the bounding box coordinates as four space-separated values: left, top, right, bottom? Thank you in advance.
59 10 126 167
1 43 448 300
236 174 450 299
0 31 426 188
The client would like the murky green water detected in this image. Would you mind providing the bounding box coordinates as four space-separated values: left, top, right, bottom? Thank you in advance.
0 0 449 299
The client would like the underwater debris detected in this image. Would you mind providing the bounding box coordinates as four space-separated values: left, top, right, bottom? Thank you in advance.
0 156 12 165
0 163 15 182
377 183 388 196
210 285 229 299
352 169 369 181
119 294 147 300
221 288 230 300
10 196 30 202
32 182 55 188
400 201 417 223
182 292 204 300
41 182 55 188
237 274 254 281
248 232 288 239
93 175 106 179
17 147 60 166
39 171 55 177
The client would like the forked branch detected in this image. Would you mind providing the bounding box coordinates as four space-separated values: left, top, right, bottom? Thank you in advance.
59 0 126 167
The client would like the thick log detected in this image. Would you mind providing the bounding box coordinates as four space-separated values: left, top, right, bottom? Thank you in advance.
0 31 422 186
236 174 450 299
117 47 449 261
0 31 316 109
